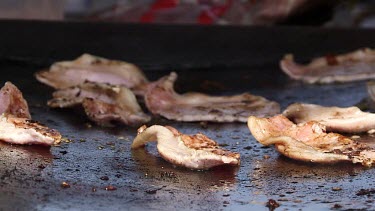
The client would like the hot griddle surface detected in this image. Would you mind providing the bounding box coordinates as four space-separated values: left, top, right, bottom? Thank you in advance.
0 59 374 211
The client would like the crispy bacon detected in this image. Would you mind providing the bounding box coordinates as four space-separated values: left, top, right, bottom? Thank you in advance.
280 48 375 83
35 54 149 96
248 115 375 166
132 125 240 169
283 103 375 133
0 82 61 146
144 72 280 122
48 82 150 126
0 82 31 119
0 115 61 146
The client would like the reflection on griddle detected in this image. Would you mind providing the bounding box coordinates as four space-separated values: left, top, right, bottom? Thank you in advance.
131 148 239 190
0 142 53 182
248 154 366 197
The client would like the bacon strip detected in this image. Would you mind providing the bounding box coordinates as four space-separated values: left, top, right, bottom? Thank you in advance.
132 125 240 169
283 103 375 133
48 82 150 126
0 82 61 146
0 115 61 146
0 82 31 119
144 72 280 122
248 115 375 166
280 48 375 83
35 54 149 96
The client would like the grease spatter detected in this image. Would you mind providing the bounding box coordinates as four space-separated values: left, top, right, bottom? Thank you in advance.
100 176 109 181
61 182 70 188
105 185 117 191
266 199 280 211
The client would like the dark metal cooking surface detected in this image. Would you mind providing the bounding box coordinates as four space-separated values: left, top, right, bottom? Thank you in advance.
1 21 375 210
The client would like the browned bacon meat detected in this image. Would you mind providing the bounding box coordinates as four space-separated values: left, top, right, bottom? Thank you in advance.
48 82 150 126
144 72 280 122
0 82 61 146
248 115 375 166
283 103 375 133
35 54 149 96
0 115 61 146
0 82 31 119
132 125 240 169
280 48 375 83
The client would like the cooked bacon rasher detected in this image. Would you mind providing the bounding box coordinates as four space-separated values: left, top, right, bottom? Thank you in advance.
283 103 375 133
0 82 61 146
0 82 31 119
132 125 240 169
280 48 375 84
248 115 375 166
35 54 149 96
144 72 280 122
48 82 150 127
0 115 61 146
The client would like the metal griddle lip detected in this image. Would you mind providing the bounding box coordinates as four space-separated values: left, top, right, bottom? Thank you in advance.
1 19 375 70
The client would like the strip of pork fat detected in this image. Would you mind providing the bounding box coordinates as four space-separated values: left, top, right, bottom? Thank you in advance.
0 82 31 119
0 82 61 146
48 82 150 127
283 103 375 133
248 115 375 166
0 115 61 146
35 54 149 96
280 48 375 83
145 72 280 122
132 125 240 170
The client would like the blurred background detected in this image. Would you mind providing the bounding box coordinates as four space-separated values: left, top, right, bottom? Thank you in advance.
0 0 375 27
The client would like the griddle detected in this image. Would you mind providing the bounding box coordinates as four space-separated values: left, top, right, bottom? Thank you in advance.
1 20 375 210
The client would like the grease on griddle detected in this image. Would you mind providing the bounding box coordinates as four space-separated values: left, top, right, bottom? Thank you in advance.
145 186 163 194
100 176 109 181
145 189 158 194
357 188 375 196
332 204 342 209
105 185 117 191
243 146 252 150
266 199 280 211
37 164 46 169
332 187 342 191
61 181 70 188
59 150 68 155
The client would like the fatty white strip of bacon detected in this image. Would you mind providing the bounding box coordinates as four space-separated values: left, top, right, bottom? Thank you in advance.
0 82 61 146
283 103 375 133
0 82 31 119
132 125 240 169
248 115 375 166
48 82 150 126
82 98 151 127
280 48 375 84
0 114 61 146
144 72 280 122
35 54 149 96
